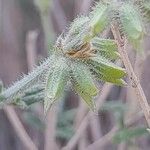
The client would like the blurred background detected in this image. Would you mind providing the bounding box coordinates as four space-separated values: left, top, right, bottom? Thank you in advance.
1 0 150 150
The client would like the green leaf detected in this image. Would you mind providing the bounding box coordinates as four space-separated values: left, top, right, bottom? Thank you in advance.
143 1 150 21
23 112 45 131
88 57 126 79
101 101 127 113
143 1 150 11
120 3 144 50
98 75 126 86
0 80 3 93
56 126 74 140
91 37 120 60
57 109 76 140
0 55 55 101
0 82 2 94
91 37 117 51
64 16 90 51
74 85 96 112
44 58 69 114
23 84 43 96
89 2 109 36
22 92 44 106
69 16 89 35
12 97 28 109
101 101 127 127
0 95 5 102
113 127 148 143
71 62 98 111
57 109 76 126
0 81 4 101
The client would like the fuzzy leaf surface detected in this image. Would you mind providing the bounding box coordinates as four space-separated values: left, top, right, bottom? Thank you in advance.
89 3 109 35
0 55 55 102
120 3 144 50
44 58 69 113
88 57 126 79
71 62 98 111
91 37 119 60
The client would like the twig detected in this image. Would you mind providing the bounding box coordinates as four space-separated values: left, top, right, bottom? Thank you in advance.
26 30 38 71
125 52 144 128
89 114 102 141
62 83 113 150
74 100 87 129
3 30 39 150
86 111 144 150
86 126 117 150
74 100 88 149
78 130 88 150
111 23 150 127
44 105 58 150
4 106 38 150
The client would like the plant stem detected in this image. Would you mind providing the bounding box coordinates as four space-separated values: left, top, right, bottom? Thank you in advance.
4 106 38 150
86 110 143 150
62 83 113 150
111 23 150 127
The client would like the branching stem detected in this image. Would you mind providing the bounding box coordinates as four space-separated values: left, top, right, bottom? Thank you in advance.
111 23 150 127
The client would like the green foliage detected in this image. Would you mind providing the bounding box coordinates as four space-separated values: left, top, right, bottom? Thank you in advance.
0 81 4 102
90 57 126 78
102 101 149 144
143 1 150 21
71 62 98 111
89 2 109 36
69 16 89 36
0 2 136 113
88 0 149 51
63 16 90 51
0 56 54 102
101 101 127 127
22 112 45 131
101 101 127 113
91 37 119 60
56 109 76 140
44 58 69 113
113 127 148 143
34 0 51 13
87 57 126 86
21 85 44 106
1 0 150 113
119 2 144 50
0 80 3 93
0 1 147 147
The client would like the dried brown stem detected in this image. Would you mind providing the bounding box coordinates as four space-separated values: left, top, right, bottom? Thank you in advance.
111 23 150 127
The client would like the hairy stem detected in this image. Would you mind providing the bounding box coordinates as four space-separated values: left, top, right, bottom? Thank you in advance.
111 23 150 127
